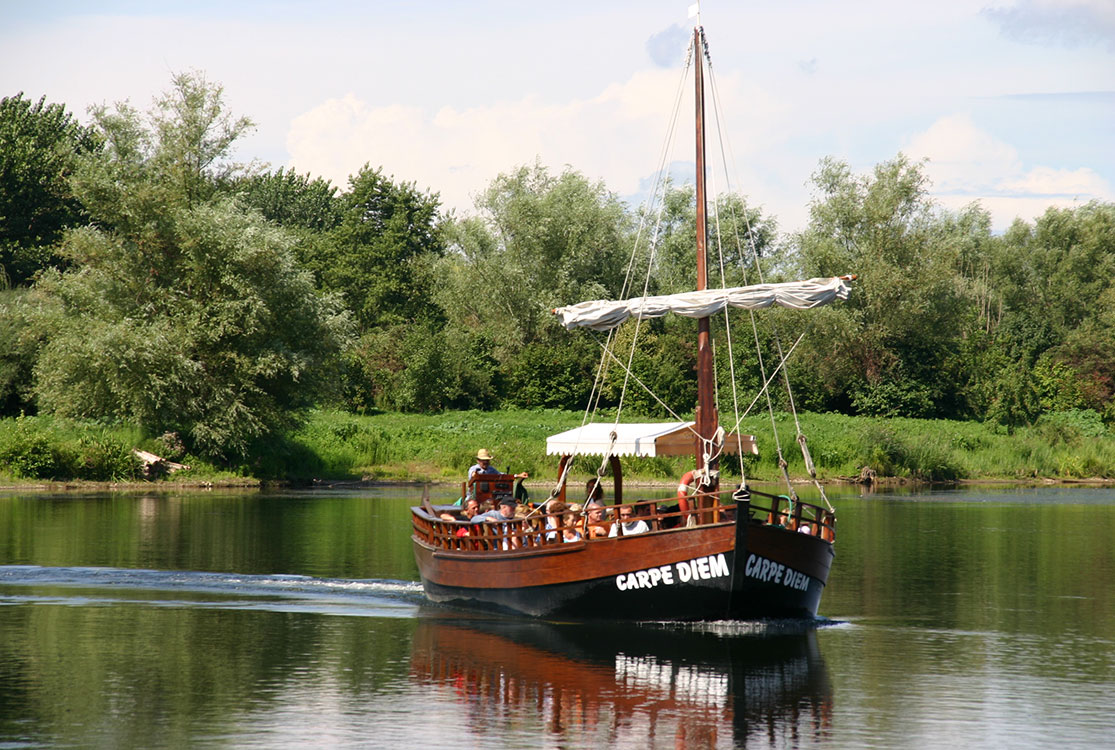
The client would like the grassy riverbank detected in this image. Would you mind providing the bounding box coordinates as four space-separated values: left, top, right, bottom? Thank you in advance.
1 408 1112 486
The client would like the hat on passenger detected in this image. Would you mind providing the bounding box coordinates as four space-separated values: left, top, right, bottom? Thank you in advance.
476 449 493 461
497 497 516 508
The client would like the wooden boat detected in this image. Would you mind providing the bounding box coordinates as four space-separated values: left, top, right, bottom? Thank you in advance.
411 19 852 621
409 615 832 746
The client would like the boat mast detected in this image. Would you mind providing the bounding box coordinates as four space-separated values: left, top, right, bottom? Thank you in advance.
693 24 718 492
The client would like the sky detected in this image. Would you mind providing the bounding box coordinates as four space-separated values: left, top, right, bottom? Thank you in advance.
2 0 1113 233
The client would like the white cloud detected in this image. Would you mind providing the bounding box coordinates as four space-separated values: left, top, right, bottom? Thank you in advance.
905 114 1021 192
998 165 1111 196
905 113 1114 228
285 68 770 215
4 1 1111 235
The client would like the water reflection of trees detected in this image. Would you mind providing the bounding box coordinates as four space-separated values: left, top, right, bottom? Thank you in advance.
410 614 833 749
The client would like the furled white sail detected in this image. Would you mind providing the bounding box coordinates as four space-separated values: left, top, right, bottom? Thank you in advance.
553 276 852 332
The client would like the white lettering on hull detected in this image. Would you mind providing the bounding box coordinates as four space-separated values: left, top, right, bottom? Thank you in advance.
615 553 728 591
744 553 811 591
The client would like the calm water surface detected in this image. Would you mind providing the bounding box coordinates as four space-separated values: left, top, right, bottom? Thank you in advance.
1 484 1113 749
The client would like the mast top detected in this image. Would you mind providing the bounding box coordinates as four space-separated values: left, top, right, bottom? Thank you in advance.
688 2 701 27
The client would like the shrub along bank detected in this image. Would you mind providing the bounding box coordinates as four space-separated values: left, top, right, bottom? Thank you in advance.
1 409 1112 486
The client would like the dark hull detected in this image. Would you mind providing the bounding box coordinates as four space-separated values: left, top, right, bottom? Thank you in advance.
413 518 834 621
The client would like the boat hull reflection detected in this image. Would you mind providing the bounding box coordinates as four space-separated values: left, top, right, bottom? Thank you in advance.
410 614 833 748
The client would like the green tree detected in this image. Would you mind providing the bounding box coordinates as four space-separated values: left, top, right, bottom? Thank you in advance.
324 166 445 329
343 323 503 413
649 183 780 295
150 72 253 207
789 155 981 418
1053 286 1115 420
0 93 98 286
230 167 344 296
32 72 350 461
987 202 1115 424
0 288 45 415
314 167 448 413
439 163 632 346
232 167 342 233
432 163 634 411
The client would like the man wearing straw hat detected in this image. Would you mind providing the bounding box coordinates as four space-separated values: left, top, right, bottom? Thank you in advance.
468 448 528 482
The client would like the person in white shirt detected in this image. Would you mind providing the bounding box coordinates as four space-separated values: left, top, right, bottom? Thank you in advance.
608 505 649 537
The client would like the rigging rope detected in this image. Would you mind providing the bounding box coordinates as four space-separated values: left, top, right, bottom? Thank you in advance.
548 37 696 503
563 27 837 516
703 30 834 512
609 36 694 424
701 37 749 489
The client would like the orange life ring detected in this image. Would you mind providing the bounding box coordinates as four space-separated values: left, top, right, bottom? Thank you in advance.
677 470 696 517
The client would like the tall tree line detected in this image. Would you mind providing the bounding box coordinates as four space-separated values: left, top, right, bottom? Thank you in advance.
1 75 1112 463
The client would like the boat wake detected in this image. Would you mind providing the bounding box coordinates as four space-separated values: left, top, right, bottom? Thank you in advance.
650 616 847 635
0 564 426 618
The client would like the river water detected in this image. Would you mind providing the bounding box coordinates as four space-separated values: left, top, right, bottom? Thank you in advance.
1 484 1113 749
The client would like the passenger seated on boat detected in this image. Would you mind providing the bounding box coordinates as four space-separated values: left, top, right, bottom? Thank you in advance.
472 496 513 523
656 502 682 530
562 513 582 542
608 505 650 537
585 501 611 539
633 500 659 530
471 497 522 549
440 497 480 523
585 479 605 503
543 500 567 542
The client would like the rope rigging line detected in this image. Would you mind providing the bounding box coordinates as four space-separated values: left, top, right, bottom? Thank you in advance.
608 37 694 427
592 334 689 425
589 332 734 473
702 29 757 489
592 335 722 472
722 332 805 436
618 40 693 303
704 35 834 511
548 39 696 504
701 43 749 488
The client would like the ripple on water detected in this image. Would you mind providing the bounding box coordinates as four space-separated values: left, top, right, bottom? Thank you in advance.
0 564 426 618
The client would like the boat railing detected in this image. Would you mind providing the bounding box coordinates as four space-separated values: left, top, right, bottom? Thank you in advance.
412 491 834 552
736 490 836 542
411 507 586 552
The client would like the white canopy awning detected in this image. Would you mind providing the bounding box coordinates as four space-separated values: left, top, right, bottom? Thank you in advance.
552 276 852 332
546 422 757 458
